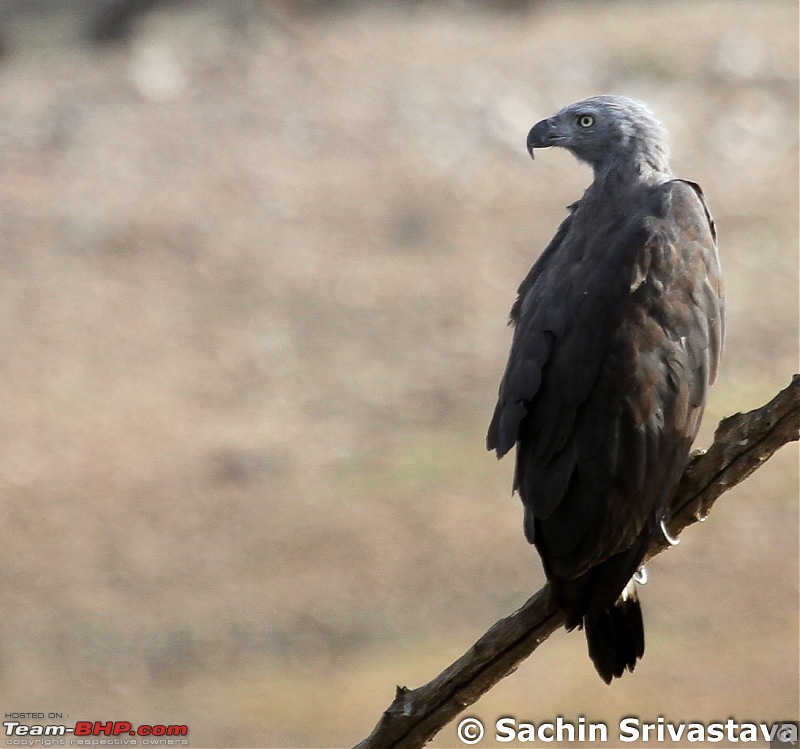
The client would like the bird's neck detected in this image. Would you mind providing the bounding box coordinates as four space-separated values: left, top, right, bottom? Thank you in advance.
591 153 673 190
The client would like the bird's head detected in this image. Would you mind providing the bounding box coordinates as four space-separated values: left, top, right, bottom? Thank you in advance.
526 95 671 176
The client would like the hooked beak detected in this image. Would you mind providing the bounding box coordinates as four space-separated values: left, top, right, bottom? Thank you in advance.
526 118 560 159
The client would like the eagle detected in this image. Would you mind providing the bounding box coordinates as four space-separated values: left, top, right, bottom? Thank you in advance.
487 96 725 683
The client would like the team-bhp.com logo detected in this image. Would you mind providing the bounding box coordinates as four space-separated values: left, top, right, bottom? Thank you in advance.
4 720 188 743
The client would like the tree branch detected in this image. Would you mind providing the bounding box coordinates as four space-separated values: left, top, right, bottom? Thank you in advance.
354 374 800 749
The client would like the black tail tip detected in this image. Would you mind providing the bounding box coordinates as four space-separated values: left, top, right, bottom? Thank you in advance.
584 587 645 684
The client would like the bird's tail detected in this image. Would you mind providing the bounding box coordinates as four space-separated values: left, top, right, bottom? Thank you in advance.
584 580 645 684
549 531 650 683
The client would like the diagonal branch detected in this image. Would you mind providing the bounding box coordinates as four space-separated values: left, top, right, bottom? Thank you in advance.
354 374 800 749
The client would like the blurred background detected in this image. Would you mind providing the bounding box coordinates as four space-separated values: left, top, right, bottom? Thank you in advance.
0 1 796 747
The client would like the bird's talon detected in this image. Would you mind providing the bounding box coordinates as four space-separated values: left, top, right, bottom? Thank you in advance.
660 519 680 546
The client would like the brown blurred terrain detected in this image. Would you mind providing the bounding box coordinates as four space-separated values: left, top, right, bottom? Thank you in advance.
0 2 797 747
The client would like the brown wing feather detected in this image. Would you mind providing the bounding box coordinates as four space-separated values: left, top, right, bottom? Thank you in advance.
488 179 723 612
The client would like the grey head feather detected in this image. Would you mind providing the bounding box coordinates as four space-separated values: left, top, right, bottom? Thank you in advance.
527 95 672 179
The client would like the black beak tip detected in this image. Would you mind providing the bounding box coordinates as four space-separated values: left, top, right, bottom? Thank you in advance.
526 119 554 159
525 128 537 158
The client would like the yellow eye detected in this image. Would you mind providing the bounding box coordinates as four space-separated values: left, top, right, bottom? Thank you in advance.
578 115 595 128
